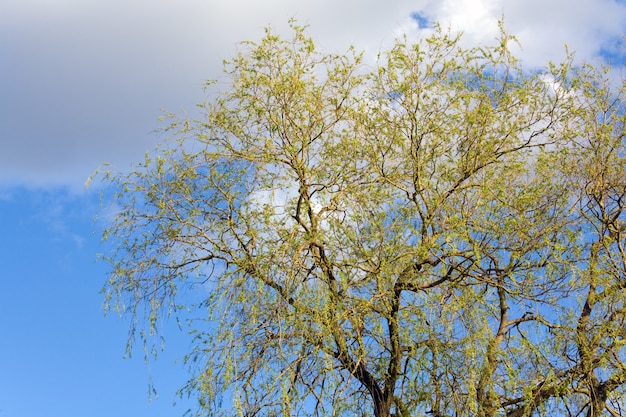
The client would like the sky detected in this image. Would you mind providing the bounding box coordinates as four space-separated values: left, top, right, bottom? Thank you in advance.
1 1 626 416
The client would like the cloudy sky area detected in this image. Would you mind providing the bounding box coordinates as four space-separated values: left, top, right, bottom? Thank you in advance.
1 1 626 416
2 0 626 188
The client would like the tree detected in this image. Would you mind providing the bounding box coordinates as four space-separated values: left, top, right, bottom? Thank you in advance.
100 21 626 417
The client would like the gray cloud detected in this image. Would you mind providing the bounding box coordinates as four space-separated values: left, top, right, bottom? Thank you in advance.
1 0 217 188
1 0 624 189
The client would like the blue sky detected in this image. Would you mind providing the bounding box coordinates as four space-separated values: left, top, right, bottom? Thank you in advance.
0 188 193 416
2 1 626 416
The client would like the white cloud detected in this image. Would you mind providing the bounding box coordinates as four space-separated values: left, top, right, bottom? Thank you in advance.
432 0 502 40
501 0 626 65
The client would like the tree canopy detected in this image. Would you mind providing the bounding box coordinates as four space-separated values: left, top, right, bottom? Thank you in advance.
100 22 626 417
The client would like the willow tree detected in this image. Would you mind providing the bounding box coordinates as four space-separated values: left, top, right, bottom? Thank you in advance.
100 21 626 417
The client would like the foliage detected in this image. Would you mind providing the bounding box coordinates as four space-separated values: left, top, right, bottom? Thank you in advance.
101 21 626 417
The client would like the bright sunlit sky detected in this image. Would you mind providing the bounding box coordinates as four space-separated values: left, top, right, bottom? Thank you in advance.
2 1 626 416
